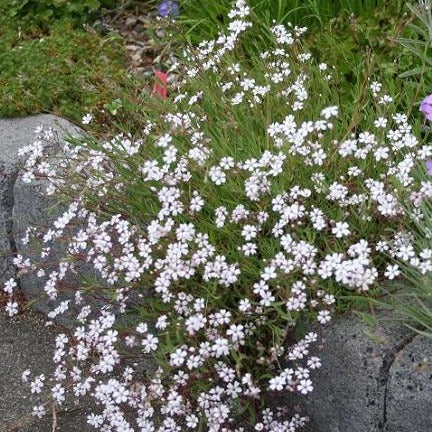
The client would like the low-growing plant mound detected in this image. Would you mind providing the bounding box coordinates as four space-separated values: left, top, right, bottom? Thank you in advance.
5 1 432 430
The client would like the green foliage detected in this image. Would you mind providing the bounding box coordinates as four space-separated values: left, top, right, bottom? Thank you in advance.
174 0 425 126
8 0 116 29
397 1 432 79
0 20 142 124
374 0 432 337
0 1 149 129
177 0 401 45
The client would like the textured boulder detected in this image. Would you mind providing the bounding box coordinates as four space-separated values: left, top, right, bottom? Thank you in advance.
0 116 68 289
282 311 428 432
5 115 82 324
385 335 432 431
0 116 97 430
8 115 148 328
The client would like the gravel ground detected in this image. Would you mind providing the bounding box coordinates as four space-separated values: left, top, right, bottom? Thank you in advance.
0 310 92 432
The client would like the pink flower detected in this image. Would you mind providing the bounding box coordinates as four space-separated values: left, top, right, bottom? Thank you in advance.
420 94 432 120
153 70 168 99
426 160 432 175
158 1 179 18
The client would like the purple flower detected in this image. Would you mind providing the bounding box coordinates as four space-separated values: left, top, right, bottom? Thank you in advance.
420 94 432 121
158 1 179 18
426 160 432 175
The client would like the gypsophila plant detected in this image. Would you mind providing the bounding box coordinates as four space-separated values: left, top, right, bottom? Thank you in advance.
5 1 432 430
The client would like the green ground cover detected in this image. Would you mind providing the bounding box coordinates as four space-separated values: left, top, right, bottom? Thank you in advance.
0 2 143 125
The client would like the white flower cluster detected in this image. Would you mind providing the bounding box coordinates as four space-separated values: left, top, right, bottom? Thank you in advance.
6 1 432 431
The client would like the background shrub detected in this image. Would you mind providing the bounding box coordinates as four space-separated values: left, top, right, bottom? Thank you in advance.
177 0 401 45
8 0 117 28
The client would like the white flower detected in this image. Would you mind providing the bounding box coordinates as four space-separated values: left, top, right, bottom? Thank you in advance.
22 369 31 382
156 315 169 330
332 221 350 238
241 224 257 240
317 310 331 324
242 242 257 256
190 192 204 212
170 348 187 367
81 113 93 125
370 81 382 95
186 414 199 428
227 324 245 344
87 414 103 427
142 334 159 353
374 117 387 128
32 405 46 419
209 166 227 185
297 379 313 394
212 338 230 358
379 94 393 105
136 323 148 334
269 375 285 391
185 313 207 335
5 301 18 316
307 356 322 369
384 264 400 280
3 278 17 294
320 105 338 119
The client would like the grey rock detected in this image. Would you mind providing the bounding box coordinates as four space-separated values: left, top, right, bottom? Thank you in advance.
8 116 148 328
0 116 73 289
0 311 93 432
8 115 147 328
5 115 82 324
385 335 432 431
16 409 93 432
12 172 69 321
0 115 150 430
2 115 142 330
0 115 80 282
281 312 416 432
0 116 106 430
